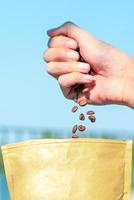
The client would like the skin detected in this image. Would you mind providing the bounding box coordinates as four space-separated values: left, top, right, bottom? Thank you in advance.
44 22 134 108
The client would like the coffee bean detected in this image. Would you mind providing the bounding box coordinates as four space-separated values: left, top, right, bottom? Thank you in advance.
72 125 78 134
88 115 96 123
79 99 88 106
72 106 78 113
72 134 79 138
78 125 86 131
87 110 95 115
71 51 97 138
79 113 85 121
89 70 95 76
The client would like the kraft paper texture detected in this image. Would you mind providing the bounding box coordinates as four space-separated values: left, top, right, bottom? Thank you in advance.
1 138 132 200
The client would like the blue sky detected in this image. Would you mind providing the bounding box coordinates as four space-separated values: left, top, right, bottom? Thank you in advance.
0 0 134 135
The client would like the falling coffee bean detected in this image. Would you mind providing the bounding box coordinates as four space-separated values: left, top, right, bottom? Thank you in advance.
72 106 78 113
72 134 79 138
78 125 86 132
87 110 95 115
79 113 85 121
79 99 88 106
72 125 78 134
88 115 96 123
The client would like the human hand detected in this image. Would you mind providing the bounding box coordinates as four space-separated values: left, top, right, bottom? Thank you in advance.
44 22 134 108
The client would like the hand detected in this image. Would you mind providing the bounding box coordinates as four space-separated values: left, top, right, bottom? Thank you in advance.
44 22 134 108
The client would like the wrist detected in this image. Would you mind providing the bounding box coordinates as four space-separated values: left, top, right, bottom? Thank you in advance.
123 57 134 108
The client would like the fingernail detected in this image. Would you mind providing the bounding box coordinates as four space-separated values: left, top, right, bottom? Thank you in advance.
84 75 93 82
78 62 90 71
66 40 77 48
67 51 78 59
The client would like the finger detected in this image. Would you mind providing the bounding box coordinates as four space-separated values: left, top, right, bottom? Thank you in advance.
48 35 78 49
47 62 90 77
44 48 80 62
47 21 97 45
58 72 94 88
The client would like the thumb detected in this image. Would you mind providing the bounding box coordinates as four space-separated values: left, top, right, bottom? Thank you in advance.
47 21 99 47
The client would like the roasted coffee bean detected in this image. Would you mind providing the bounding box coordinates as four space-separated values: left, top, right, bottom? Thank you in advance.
72 125 78 134
79 99 88 106
72 106 78 113
72 134 79 138
78 125 86 131
90 70 95 76
87 110 95 115
88 115 96 123
71 51 97 138
79 113 85 121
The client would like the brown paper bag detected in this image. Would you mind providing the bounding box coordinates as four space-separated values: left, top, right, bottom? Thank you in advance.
1 138 132 200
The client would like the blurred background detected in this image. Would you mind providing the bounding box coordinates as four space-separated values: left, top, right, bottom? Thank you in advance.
0 0 134 199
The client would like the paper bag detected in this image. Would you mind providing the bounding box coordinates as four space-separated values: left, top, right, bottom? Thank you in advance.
1 138 132 200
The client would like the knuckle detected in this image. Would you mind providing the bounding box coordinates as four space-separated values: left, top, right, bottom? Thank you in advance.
48 37 57 47
64 21 74 27
72 72 79 80
64 21 75 35
43 50 49 61
71 62 77 71
47 38 52 47
58 76 64 86
49 36 63 47
46 63 54 74
58 76 62 84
